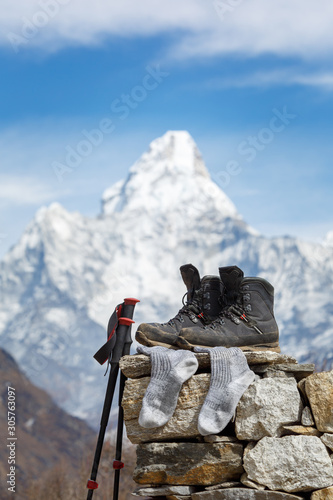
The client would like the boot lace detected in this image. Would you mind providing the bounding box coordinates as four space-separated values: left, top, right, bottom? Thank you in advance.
166 290 204 327
209 303 263 334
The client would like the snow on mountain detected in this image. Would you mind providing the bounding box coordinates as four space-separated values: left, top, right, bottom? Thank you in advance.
324 230 333 247
0 130 332 426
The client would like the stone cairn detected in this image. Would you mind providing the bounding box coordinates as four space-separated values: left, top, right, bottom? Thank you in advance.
119 350 333 500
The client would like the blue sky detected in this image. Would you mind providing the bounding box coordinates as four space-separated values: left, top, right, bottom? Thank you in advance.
1 0 333 256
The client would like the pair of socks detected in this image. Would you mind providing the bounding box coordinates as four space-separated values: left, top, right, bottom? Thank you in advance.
137 344 255 435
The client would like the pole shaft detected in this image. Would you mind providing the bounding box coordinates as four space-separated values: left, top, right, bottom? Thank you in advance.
112 339 131 500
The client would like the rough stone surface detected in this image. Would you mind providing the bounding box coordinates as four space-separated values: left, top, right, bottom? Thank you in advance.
241 472 266 490
243 435 333 492
133 442 244 486
321 434 333 452
191 488 304 499
235 378 302 440
243 441 257 458
282 425 321 437
132 485 196 496
311 486 333 499
305 371 333 432
123 373 210 443
302 406 315 426
119 352 298 379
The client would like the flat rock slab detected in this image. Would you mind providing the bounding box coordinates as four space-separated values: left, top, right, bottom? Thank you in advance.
133 441 244 486
191 488 304 499
235 378 302 440
122 373 210 443
305 371 333 432
282 425 321 437
119 352 297 379
205 482 242 490
166 496 192 500
251 363 314 381
243 435 333 492
203 435 239 443
133 485 196 496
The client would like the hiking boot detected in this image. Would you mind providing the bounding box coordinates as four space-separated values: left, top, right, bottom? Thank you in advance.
136 264 224 348
178 274 279 352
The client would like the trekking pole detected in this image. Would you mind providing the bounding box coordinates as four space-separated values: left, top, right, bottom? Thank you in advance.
86 297 139 500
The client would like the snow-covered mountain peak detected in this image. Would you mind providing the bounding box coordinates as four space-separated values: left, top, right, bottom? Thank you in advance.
1 202 86 273
132 130 210 179
102 130 239 220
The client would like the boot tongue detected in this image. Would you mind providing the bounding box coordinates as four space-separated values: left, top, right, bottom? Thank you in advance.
180 263 201 302
200 275 224 320
219 266 244 306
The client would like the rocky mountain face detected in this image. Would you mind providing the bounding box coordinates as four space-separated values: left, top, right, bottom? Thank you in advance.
0 130 332 426
0 347 95 497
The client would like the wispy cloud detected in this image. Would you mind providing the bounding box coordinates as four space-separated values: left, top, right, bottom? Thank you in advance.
0 175 70 205
203 69 333 90
1 0 333 62
169 0 333 61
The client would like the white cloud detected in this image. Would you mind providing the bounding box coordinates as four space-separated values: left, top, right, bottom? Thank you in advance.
1 0 211 52
170 0 333 60
1 0 333 61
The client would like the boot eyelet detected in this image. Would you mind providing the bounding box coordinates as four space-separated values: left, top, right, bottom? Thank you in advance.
243 293 251 302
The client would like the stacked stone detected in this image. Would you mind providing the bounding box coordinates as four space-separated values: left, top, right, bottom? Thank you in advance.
119 351 333 500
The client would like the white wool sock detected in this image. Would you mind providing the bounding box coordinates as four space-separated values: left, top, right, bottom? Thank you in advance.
194 346 255 436
137 345 198 428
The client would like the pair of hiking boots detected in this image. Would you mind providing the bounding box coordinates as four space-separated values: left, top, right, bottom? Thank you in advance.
136 264 280 352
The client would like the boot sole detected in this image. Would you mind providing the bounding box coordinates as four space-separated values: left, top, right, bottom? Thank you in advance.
136 330 280 353
176 336 280 353
135 330 178 350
